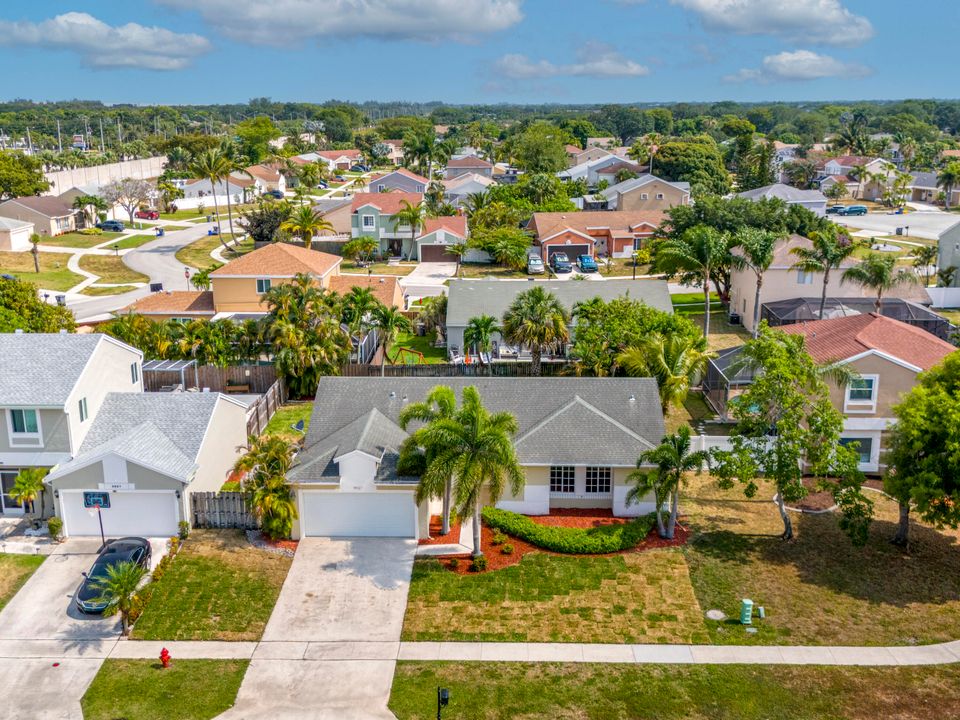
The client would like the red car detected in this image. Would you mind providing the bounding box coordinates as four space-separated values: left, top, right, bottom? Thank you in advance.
134 209 160 220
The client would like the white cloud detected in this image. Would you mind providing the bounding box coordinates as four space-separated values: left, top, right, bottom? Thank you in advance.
156 0 523 45
494 44 650 79
0 12 210 70
724 49 871 83
671 0 873 46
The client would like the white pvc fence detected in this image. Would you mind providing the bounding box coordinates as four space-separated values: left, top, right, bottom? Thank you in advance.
926 287 960 309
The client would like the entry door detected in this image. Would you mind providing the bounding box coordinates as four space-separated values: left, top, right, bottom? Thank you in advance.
0 470 24 514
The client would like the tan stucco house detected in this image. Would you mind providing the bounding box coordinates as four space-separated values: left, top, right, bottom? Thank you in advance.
528 210 665 260
577 174 690 212
0 196 77 237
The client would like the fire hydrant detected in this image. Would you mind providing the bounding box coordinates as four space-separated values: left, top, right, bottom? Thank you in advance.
160 647 171 669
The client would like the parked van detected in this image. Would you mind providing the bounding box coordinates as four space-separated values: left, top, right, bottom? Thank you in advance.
838 205 868 216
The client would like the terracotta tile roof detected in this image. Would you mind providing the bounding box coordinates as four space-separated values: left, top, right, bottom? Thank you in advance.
529 210 665 240
941 149 960 159
244 164 282 182
446 155 493 169
421 215 467 238
122 291 215 315
328 274 401 307
595 161 644 176
316 149 362 160
780 313 955 371
1 195 74 218
350 192 423 215
565 144 582 154
210 243 341 278
828 155 877 167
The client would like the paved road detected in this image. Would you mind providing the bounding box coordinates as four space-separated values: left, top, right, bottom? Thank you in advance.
68 221 218 322
833 208 958 240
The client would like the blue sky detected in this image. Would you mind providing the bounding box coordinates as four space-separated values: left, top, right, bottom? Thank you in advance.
0 0 956 105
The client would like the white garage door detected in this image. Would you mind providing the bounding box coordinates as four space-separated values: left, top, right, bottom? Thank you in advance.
300 491 416 538
61 490 179 538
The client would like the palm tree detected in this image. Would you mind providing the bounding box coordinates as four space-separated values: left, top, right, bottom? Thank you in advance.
652 225 728 337
189 149 234 253
279 206 333 251
91 561 146 636
841 252 918 313
617 333 714 415
937 162 960 209
399 386 459 535
350 176 366 194
220 147 251 240
234 435 298 539
28 233 41 273
849 164 867 200
342 236 378 265
394 200 424 261
501 286 570 376
730 228 781 337
417 386 524 557
463 192 490 219
7 468 47 517
913 244 938 287
340 286 380 341
372 304 412 374
627 425 708 539
789 225 857 320
463 314 500 367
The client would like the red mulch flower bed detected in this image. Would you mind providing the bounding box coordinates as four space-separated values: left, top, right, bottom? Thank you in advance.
434 509 689 574
418 515 464 546
261 536 299 553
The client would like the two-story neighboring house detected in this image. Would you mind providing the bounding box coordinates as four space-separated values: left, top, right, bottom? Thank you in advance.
0 333 143 516
577 174 690 212
350 192 424 258
380 140 405 166
443 156 494 180
780 314 955 473
367 168 428 194
286 377 664 539
816 156 893 200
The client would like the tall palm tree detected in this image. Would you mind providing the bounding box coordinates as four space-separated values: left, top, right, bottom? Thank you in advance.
913 244 938 287
220 146 251 241
28 233 41 273
463 192 490 219
188 149 233 253
730 228 781 337
501 286 570 376
841 252 918 313
849 164 867 200
340 286 380 341
789 225 857 320
617 333 714 415
372 304 412 374
394 200 424 260
627 425 709 539
937 161 960 209
91 561 146 636
399 386 459 535
417 386 524 557
234 435 299 539
279 206 333 251
463 314 500 368
653 225 728 337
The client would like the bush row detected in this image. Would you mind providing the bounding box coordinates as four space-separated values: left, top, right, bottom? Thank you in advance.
481 508 655 554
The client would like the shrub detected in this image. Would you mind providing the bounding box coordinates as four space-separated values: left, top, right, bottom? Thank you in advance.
178 521 190 540
491 530 506 546
501 543 514 555
220 481 241 492
632 247 651 265
46 516 63 541
448 558 460 570
481 508 655 554
168 536 179 555
470 555 488 572
129 586 153 624
79 227 103 236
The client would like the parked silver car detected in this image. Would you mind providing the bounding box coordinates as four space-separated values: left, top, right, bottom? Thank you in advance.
527 253 545 275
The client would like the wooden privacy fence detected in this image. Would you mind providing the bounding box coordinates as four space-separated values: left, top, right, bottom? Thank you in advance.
143 364 278 393
245 379 286 436
191 491 259 530
340 361 577 378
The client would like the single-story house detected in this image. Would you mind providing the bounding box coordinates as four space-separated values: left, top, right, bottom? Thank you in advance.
0 196 78 237
735 183 828 217
577 174 690 212
179 174 258 202
122 291 217 323
565 146 617 169
46 392 248 537
0 216 34 251
444 156 494 180
558 154 625 185
528 210 665 260
286 377 665 539
245 164 286 194
315 149 364 171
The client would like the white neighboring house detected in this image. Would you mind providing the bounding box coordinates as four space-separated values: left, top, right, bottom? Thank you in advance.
176 173 259 207
772 141 800 181
46 392 247 538
0 333 143 517
0 217 34 252
443 173 496 207
557 153 623 185
735 183 828 217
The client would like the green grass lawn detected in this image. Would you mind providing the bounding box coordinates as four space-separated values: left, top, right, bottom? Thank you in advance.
175 234 252 271
937 309 960 325
341 261 417 276
687 313 750 352
664 392 716 433
162 224 190 232
0 250 82 291
77 255 149 285
111 234 160 250
0 554 44 612
36 231 124 249
390 662 960 720
81 659 248 720
389 331 446 364
263 402 313 442
600 259 652 277
80 284 140 297
403 551 708 643
131 530 291 641
456 263 528 279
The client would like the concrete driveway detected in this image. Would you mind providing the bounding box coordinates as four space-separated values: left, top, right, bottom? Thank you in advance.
400 262 456 301
833 208 959 240
0 657 104 720
218 538 416 720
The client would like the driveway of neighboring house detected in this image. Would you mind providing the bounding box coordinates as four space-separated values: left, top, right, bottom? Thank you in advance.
217 538 416 720
833 207 957 240
0 657 105 720
399 262 457 302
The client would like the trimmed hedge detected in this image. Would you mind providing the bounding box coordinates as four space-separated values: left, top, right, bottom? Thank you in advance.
481 508 655 554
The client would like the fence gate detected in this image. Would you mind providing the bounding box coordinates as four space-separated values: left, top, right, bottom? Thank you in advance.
191 492 259 530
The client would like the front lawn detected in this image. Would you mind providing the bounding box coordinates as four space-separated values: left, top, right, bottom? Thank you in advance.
0 250 82 291
600 258 652 277
456 263 528 279
111 234 160 250
175 234 251 271
390 662 960 720
131 530 291 641
341 261 417 276
77 255 149 285
0 554 44 612
388 331 447 364
37 231 123 249
81 659 248 720
402 551 707 643
263 401 313 442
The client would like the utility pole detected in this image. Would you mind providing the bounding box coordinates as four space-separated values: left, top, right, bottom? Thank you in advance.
56 119 63 153
99 118 105 153
26 127 33 154
117 117 122 144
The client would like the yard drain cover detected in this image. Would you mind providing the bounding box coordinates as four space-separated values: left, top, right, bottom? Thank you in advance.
705 609 726 621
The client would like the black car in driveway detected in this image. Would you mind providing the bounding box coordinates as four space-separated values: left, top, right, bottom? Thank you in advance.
75 537 152 614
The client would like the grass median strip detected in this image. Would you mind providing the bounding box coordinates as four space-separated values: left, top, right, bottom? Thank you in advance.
77 254 149 285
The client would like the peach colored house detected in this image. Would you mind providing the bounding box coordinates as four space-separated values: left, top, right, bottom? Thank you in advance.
528 210 664 261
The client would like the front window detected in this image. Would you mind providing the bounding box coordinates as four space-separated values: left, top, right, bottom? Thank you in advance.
640 193 649 200
8 409 41 447
256 278 271 294
840 437 873 465
78 397 88 423
586 467 612 494
362 215 375 229
549 466 575 494
796 270 815 285
656 193 664 200
130 363 139 384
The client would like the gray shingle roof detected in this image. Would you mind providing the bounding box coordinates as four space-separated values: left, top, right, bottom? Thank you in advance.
594 174 690 200
0 333 119 406
290 377 664 483
445 278 673 328
909 172 938 190
736 183 827 203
